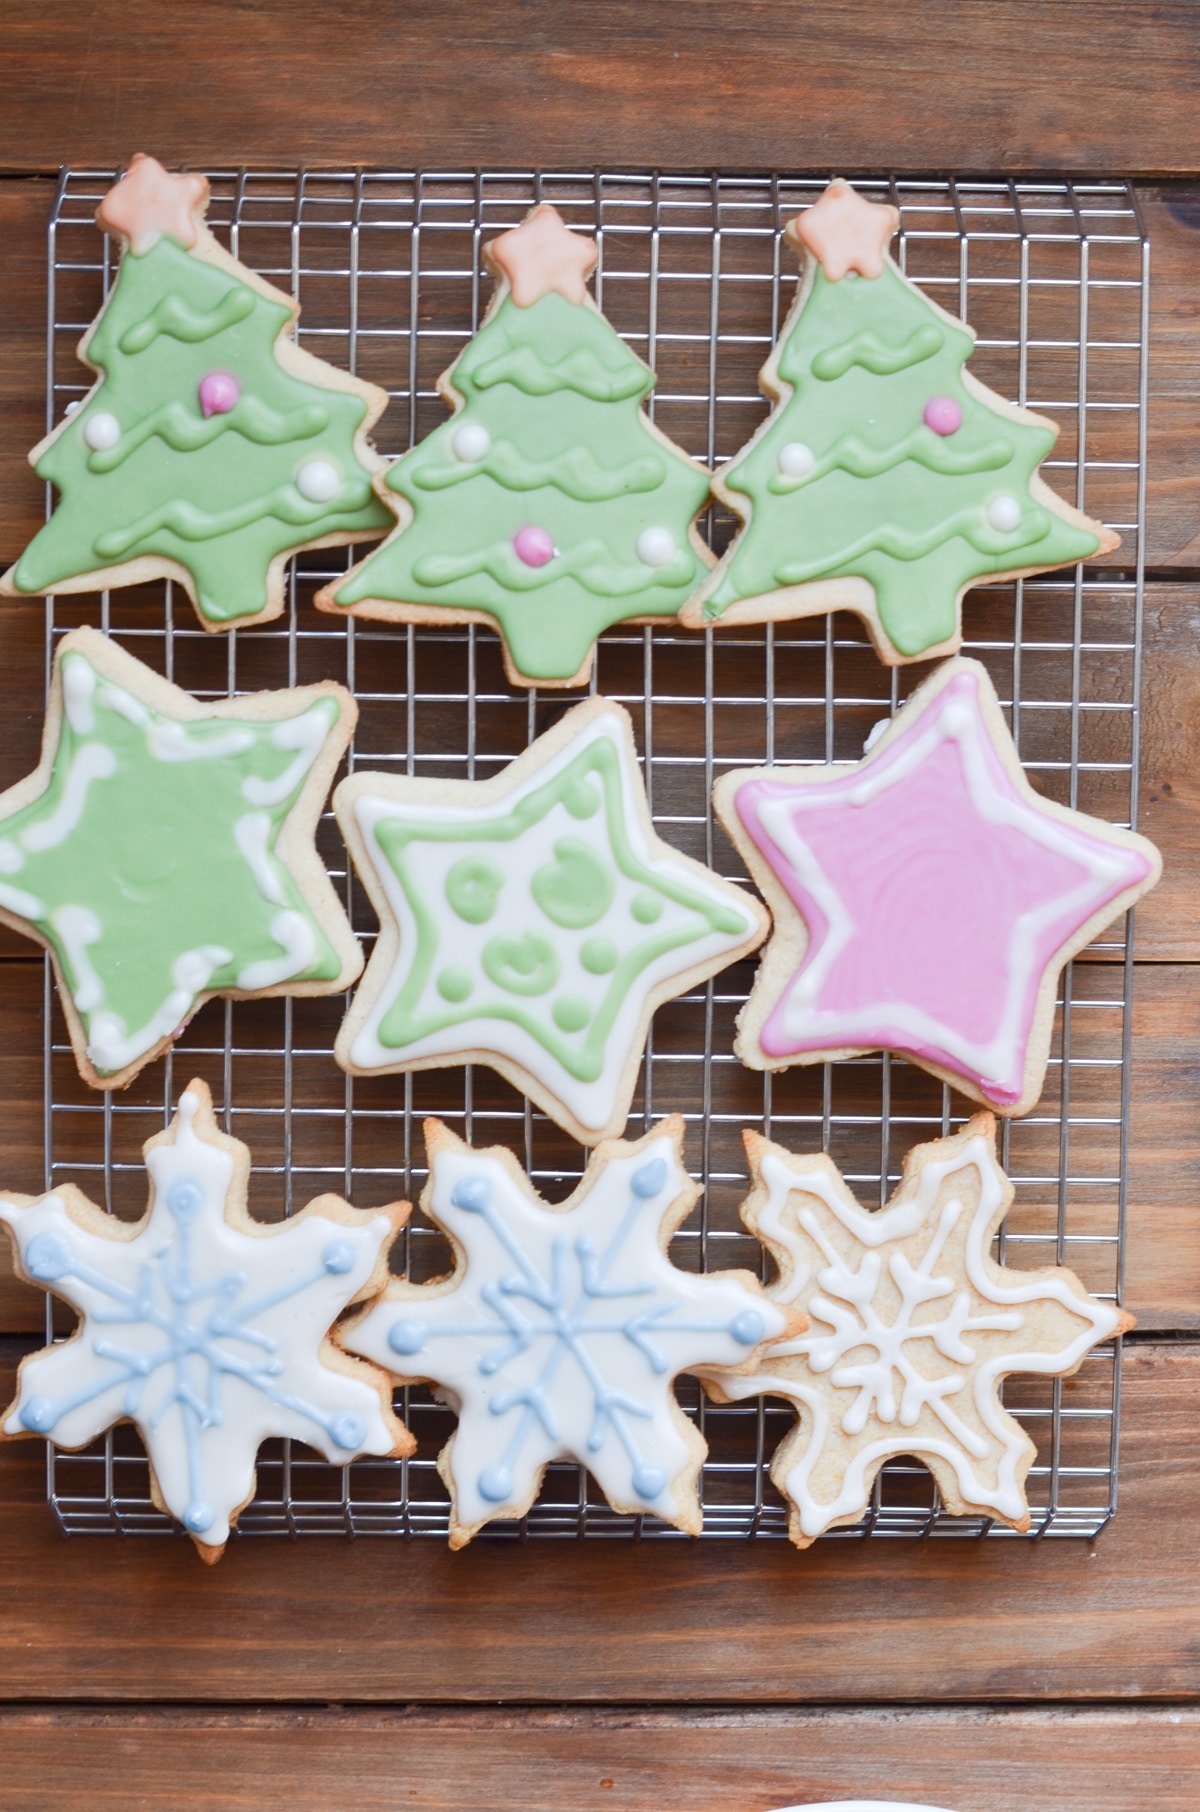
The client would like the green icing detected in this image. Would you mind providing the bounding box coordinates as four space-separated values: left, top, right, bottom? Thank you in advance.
446 856 504 924
703 263 1102 657
366 734 747 1083
12 235 389 625
332 290 710 682
531 838 614 927
0 646 343 1076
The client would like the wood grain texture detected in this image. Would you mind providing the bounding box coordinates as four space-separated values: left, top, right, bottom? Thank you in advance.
0 1341 1194 1704
2 3 1200 176
0 1705 1197 1811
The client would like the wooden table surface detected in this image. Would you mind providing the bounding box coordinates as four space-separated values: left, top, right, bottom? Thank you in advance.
1 7 1198 1809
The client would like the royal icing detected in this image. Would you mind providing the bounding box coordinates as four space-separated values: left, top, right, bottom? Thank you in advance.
719 658 1159 1113
0 1083 407 1556
706 1119 1131 1545
0 628 360 1085
335 698 765 1144
2 155 389 628
683 178 1111 661
340 1119 789 1542
320 203 712 686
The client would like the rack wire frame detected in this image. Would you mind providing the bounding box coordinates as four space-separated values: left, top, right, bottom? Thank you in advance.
35 168 1149 1543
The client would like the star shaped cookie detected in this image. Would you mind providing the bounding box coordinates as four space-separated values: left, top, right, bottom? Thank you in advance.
340 1115 792 1544
486 202 599 307
0 628 362 1088
715 658 1160 1114
703 1115 1133 1545
96 152 209 254
789 177 899 281
0 1080 410 1561
335 697 767 1143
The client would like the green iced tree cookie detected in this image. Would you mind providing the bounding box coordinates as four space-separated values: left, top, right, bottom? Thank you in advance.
318 204 713 688
681 179 1116 663
1 154 390 630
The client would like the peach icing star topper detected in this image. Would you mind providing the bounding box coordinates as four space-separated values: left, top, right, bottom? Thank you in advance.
787 178 900 281
486 203 599 308
96 153 209 255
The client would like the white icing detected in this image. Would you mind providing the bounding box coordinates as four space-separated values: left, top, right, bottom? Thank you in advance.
148 721 256 763
82 411 120 452
710 1136 1126 1540
87 944 233 1072
0 1088 396 1549
862 717 890 752
777 441 816 478
344 707 759 1137
451 423 491 462
235 909 316 990
986 492 1021 531
234 811 287 906
295 458 340 503
635 526 678 567
63 656 97 734
51 904 104 1010
0 840 24 875
20 743 117 852
343 1134 787 1535
241 702 334 807
0 879 47 920
100 683 151 728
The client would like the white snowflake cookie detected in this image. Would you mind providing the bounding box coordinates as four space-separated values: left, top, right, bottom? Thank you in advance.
0 1080 411 1560
339 1115 796 1545
334 696 767 1144
702 1114 1133 1546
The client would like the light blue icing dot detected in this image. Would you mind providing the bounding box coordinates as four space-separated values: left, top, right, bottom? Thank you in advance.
580 935 618 975
388 1319 426 1357
731 1309 766 1346
322 1239 356 1275
478 1463 513 1503
632 1462 667 1500
631 889 663 924
20 1396 58 1434
552 994 590 1033
631 1157 668 1199
167 1178 205 1221
25 1230 73 1283
184 1503 214 1534
329 1411 366 1451
451 1176 491 1214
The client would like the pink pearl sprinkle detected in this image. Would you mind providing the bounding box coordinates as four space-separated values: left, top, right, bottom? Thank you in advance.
923 395 962 436
198 371 240 418
513 525 555 568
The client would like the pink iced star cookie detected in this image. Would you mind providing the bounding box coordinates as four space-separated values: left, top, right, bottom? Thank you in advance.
714 658 1161 1114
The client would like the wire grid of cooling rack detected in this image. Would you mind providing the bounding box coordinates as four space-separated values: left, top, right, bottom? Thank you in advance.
33 168 1148 1542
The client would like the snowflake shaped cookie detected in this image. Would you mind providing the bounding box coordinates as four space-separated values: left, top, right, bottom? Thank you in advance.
716 658 1160 1113
0 627 362 1087
340 1116 793 1544
703 1115 1133 1545
0 1080 410 1560
335 697 766 1143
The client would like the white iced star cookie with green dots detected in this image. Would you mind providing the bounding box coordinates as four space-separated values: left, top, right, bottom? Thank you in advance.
0 1080 411 1561
701 1114 1134 1547
339 1115 796 1545
0 626 362 1089
334 696 768 1144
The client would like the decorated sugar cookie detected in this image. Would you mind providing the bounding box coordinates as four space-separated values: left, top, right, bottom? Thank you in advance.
680 178 1117 663
0 1081 410 1561
715 658 1160 1115
0 627 362 1088
335 696 767 1144
317 203 713 687
1 154 390 630
703 1116 1133 1545
340 1116 794 1544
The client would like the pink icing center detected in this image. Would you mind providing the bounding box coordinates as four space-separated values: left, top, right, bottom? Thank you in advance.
923 395 963 436
513 525 555 568
199 371 240 418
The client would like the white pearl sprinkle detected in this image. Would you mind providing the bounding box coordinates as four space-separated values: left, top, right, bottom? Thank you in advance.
295 458 341 504
83 411 121 451
987 493 1022 532
777 441 816 479
635 526 677 567
451 423 491 463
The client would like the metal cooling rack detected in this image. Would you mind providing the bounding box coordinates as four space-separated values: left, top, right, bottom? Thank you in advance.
33 169 1148 1542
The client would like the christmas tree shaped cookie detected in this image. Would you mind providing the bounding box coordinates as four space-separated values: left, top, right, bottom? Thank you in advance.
1 154 390 630
340 1116 794 1544
0 1080 410 1561
335 697 767 1144
702 1116 1133 1545
0 628 362 1088
317 204 713 688
681 179 1117 663
715 658 1160 1115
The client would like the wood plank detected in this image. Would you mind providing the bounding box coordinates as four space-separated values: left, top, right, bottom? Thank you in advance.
1138 583 1200 962
3 3 1200 177
0 1340 1194 1703
0 1704 1196 1811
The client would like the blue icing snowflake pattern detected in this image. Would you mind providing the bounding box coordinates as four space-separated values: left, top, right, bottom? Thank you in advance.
343 1128 786 1541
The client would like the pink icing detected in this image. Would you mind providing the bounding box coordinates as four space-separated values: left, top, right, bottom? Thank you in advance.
923 395 963 436
733 665 1155 1105
198 371 240 418
513 525 555 568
